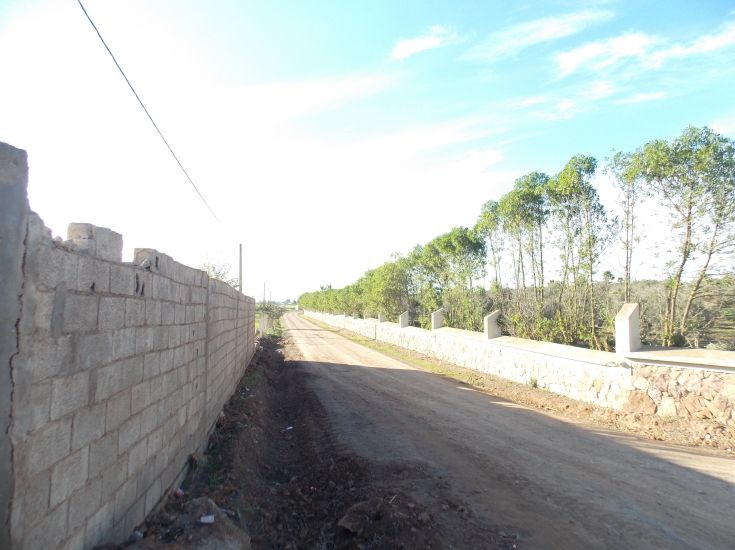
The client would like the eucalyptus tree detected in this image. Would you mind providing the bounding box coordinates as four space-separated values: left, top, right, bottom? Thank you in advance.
361 259 412 321
411 228 487 329
475 199 504 291
512 172 550 304
631 126 735 345
548 155 611 349
605 151 644 303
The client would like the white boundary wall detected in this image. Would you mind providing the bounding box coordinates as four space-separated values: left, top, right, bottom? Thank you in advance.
305 311 632 409
303 311 735 426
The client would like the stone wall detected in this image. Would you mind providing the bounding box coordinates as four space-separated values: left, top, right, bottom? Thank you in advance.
1 142 256 549
304 311 735 425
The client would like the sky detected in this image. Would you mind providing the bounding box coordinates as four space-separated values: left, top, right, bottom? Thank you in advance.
2 0 735 300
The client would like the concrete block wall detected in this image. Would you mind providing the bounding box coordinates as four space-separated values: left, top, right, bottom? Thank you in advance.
1 142 256 549
304 311 735 423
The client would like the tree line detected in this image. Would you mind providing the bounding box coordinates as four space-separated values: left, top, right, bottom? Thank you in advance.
299 126 735 350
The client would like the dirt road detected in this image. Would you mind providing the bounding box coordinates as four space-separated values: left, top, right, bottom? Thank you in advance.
284 313 735 549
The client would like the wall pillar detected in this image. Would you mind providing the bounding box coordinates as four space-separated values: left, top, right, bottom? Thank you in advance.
399 311 410 328
377 312 385 323
431 309 444 330
484 310 502 339
615 303 641 353
0 142 28 549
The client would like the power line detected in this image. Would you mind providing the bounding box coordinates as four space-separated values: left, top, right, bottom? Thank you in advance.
76 0 222 224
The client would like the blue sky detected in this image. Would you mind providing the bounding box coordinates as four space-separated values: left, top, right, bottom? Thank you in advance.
1 0 735 299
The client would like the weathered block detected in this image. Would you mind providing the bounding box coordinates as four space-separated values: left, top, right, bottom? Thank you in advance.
21 380 51 433
71 403 106 451
28 418 72 475
51 371 89 420
144 478 162 516
133 248 162 272
105 389 132 431
122 496 145 541
20 470 51 536
131 382 151 414
100 458 127 499
77 332 113 371
32 290 56 332
59 529 85 550
110 328 135 361
110 264 136 296
63 293 99 333
23 500 68 550
135 327 155 355
67 223 123 262
113 477 138 527
145 300 162 325
36 244 79 291
89 432 119 479
85 501 114 549
140 405 158 438
99 356 142 402
118 414 142 454
99 297 125 331
68 477 102 532
78 256 110 293
125 299 145 328
50 447 89 507
127 438 148 475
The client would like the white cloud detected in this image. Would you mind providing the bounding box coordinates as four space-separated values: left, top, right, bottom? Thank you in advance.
434 147 504 174
528 98 581 121
466 10 613 61
215 73 398 124
585 80 616 99
709 113 735 136
512 95 547 107
390 25 460 60
613 91 667 104
555 21 735 77
649 21 735 67
555 33 657 76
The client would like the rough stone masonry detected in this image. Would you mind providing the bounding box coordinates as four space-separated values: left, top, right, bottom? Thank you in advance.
0 141 256 549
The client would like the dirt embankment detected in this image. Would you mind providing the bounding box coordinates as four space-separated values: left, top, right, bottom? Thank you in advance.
116 336 516 549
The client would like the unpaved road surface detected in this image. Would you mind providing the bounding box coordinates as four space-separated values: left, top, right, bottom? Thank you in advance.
285 313 735 549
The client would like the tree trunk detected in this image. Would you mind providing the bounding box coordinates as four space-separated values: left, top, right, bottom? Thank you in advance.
679 224 719 337
665 202 693 345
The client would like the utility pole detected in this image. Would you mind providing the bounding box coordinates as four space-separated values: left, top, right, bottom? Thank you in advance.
263 282 266 305
238 243 242 293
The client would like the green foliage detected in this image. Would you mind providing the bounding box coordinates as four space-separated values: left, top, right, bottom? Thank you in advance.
629 126 735 345
299 125 735 350
202 261 239 288
257 301 287 319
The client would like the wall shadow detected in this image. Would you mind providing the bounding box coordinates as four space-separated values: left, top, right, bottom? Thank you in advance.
282 353 735 550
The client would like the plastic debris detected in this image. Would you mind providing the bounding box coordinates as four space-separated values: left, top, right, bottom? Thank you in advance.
199 514 215 524
173 488 184 498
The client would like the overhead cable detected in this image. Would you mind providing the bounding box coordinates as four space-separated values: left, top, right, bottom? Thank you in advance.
76 0 222 224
